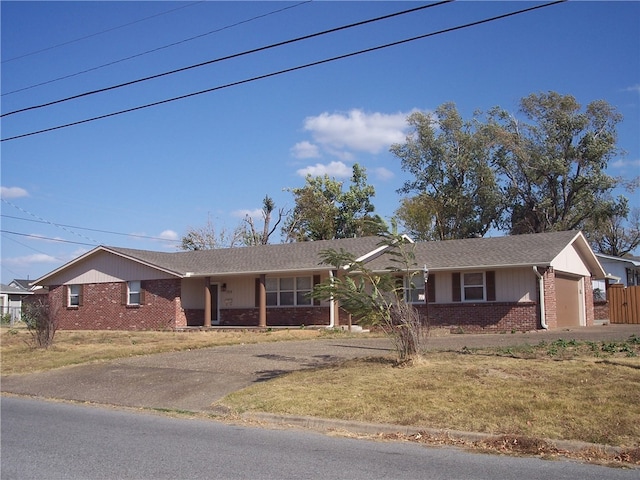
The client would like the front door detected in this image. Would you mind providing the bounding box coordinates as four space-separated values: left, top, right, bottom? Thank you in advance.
210 284 219 325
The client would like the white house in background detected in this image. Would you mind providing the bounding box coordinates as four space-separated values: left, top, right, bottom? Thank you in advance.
593 253 640 299
0 282 33 323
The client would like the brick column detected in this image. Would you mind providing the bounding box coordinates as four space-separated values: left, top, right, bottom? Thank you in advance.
258 274 267 328
543 268 557 329
204 277 212 328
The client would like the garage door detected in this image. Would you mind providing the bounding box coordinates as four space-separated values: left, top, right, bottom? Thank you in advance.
555 274 582 327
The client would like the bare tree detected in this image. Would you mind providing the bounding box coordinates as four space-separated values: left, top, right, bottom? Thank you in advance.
22 299 58 349
241 195 287 246
180 214 243 250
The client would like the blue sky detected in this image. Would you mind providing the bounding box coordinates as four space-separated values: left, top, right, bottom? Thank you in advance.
1 1 639 284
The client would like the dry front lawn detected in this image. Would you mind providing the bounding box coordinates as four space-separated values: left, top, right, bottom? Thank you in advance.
0 327 327 375
219 338 640 448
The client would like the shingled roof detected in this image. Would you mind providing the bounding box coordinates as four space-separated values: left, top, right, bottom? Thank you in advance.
34 230 605 284
105 236 385 276
415 230 591 270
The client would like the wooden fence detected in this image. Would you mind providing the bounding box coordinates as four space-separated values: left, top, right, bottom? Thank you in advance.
608 284 640 324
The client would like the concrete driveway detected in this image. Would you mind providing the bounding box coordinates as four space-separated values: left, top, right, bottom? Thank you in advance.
2 325 638 412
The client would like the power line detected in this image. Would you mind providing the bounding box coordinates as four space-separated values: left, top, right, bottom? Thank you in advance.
1 214 182 244
2 1 312 97
1 2 451 118
1 198 99 243
1 1 205 64
1 230 97 247
1 0 566 142
1 232 67 263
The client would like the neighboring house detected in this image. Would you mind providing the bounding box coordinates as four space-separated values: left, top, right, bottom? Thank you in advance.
0 282 33 323
593 254 640 296
591 254 640 325
32 230 605 332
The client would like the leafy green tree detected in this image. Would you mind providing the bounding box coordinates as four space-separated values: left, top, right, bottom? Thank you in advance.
284 163 386 241
486 91 628 235
391 104 502 240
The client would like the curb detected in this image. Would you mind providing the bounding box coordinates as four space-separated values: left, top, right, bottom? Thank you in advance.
241 412 625 457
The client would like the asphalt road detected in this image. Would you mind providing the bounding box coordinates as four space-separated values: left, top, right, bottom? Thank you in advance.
3 396 638 480
2 324 639 413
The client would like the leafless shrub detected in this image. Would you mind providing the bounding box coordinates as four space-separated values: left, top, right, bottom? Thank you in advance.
383 299 429 361
22 299 58 349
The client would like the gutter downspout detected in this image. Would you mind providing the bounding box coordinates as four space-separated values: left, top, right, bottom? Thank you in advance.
533 266 548 330
328 270 335 328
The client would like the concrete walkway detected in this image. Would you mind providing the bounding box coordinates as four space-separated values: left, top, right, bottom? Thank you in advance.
2 324 638 413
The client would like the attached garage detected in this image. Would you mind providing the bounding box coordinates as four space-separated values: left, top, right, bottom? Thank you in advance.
555 274 583 327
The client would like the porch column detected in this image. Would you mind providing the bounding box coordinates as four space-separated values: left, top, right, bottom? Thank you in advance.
258 274 267 328
204 277 212 328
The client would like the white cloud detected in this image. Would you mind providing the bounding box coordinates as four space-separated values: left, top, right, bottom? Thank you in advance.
290 141 320 159
4 253 59 267
303 109 411 155
623 84 640 94
23 233 66 243
231 208 263 219
296 161 352 178
1 186 29 199
158 230 178 241
611 158 640 169
373 167 394 181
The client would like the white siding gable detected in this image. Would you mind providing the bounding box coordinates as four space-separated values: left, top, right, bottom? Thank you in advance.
45 251 176 285
551 243 591 276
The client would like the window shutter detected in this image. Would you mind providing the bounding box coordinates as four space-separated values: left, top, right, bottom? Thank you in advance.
63 285 68 306
255 278 260 308
121 282 128 305
486 271 496 301
313 275 321 306
452 273 461 302
139 282 146 305
427 273 435 303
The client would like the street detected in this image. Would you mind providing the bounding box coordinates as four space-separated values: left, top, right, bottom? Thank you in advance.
2 397 637 480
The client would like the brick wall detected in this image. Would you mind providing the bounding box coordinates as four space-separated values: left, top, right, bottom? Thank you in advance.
219 307 331 327
179 307 332 327
414 302 538 333
593 300 609 322
50 279 182 330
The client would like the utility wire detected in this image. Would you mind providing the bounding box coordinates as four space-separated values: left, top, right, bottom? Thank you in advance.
1 232 68 262
1 1 205 64
1 1 452 118
1 214 182 244
1 198 99 243
2 1 312 97
0 230 97 247
1 0 566 142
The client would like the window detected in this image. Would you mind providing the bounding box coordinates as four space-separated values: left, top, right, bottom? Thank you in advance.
68 285 81 307
463 272 485 301
127 281 141 306
406 275 425 303
452 271 495 302
266 276 313 306
405 273 436 304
